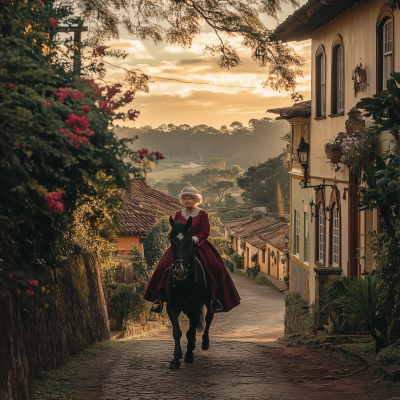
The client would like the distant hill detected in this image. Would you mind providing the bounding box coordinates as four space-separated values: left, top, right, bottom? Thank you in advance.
115 117 288 171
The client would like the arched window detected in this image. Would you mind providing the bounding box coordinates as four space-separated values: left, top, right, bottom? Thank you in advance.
318 205 325 264
315 45 326 118
376 4 394 93
331 35 344 115
314 189 325 266
329 186 341 268
332 206 340 267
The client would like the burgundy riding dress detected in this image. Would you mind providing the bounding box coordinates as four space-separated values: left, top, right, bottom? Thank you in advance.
143 209 241 312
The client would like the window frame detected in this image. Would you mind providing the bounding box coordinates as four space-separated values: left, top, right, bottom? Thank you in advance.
315 45 326 118
331 35 345 116
376 4 394 94
314 189 326 267
295 210 300 257
332 206 340 267
304 212 309 263
329 186 341 269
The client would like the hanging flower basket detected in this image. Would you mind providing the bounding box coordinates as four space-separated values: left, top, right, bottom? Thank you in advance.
329 150 343 164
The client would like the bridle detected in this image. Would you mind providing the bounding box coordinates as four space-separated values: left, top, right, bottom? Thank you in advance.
171 243 197 289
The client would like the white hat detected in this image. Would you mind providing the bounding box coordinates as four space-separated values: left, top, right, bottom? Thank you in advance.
179 187 202 204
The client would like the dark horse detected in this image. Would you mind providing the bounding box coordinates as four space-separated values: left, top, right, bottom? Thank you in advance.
166 215 214 369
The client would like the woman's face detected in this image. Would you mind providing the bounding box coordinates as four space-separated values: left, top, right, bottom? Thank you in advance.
182 195 196 208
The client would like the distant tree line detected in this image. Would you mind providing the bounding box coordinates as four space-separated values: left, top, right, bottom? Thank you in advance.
116 117 288 170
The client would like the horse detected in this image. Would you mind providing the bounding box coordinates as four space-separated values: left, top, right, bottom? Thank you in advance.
165 215 214 369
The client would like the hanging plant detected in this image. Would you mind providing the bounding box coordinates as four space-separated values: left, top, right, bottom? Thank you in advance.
340 127 377 174
325 136 344 164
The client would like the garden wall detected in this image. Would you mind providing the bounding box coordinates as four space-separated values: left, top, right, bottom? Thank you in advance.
0 253 110 400
284 291 315 335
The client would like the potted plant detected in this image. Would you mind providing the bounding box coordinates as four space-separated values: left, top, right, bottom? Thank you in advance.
283 274 290 288
325 138 343 164
340 127 377 174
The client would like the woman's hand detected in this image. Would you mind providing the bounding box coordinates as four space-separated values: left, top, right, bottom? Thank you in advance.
192 236 199 244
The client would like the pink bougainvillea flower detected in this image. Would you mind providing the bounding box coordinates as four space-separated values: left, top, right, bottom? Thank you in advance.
9 83 15 88
120 138 126 142
50 17 59 29
29 279 39 287
55 87 69 103
13 142 20 147
43 101 51 107
152 151 165 160
45 192 64 215
8 274 13 279
26 289 35 297
59 128 68 134
81 105 90 113
135 135 139 139
127 109 139 121
41 1 44 5
92 46 108 57
70 91 85 101
137 148 149 160
65 156 71 162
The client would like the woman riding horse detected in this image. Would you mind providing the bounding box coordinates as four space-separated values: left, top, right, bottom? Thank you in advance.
143 186 241 314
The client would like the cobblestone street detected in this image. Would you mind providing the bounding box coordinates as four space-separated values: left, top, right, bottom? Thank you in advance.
73 274 400 400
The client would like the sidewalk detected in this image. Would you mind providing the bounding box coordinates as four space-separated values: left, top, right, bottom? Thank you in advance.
258 271 288 292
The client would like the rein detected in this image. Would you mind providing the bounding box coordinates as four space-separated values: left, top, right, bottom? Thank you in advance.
171 244 197 289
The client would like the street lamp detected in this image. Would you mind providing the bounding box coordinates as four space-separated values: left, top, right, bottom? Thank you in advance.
283 234 289 248
297 137 310 188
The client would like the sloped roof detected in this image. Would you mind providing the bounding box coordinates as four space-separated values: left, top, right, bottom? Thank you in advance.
271 0 362 42
231 217 281 239
223 216 251 230
117 178 181 236
259 223 289 252
268 101 311 120
246 235 267 250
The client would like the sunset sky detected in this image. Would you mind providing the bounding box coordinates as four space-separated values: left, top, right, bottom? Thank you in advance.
102 1 310 130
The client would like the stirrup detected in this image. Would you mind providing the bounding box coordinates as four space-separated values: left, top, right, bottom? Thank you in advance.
150 300 163 314
211 299 223 313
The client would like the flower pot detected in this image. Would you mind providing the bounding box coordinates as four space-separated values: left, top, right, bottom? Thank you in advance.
325 149 332 159
329 150 343 164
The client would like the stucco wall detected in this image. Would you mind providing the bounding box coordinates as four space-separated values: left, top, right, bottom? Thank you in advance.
117 235 143 252
290 258 310 303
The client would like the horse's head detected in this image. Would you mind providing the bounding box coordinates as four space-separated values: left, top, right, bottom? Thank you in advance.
169 216 193 281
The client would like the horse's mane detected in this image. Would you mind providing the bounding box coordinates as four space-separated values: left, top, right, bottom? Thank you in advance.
168 222 190 242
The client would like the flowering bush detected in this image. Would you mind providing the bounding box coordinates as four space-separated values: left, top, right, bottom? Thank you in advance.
340 127 376 174
0 0 163 282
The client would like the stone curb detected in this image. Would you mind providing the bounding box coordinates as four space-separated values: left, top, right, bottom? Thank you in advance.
111 320 166 340
321 343 400 383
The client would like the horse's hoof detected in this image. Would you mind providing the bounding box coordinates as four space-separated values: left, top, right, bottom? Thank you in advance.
184 355 194 363
169 360 181 369
201 342 210 351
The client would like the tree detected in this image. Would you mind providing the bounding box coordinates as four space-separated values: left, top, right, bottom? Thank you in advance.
166 181 183 198
207 157 228 169
76 0 304 92
237 153 289 213
143 216 171 269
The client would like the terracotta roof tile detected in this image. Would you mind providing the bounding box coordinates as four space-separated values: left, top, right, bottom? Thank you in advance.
246 235 267 250
259 223 290 252
231 217 281 239
223 216 251 230
117 178 182 235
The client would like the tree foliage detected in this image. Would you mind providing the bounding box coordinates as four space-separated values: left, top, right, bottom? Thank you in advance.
237 152 289 213
75 0 304 92
356 72 400 344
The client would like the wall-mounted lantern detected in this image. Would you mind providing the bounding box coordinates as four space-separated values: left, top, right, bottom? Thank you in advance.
352 59 368 95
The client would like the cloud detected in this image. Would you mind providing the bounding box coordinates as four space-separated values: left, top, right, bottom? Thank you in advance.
105 39 154 60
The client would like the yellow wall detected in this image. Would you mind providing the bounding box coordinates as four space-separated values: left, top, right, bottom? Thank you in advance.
267 244 284 280
258 249 267 273
117 235 143 252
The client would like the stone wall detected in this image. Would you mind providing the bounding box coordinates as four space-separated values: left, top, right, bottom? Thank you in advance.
290 259 310 303
0 253 110 400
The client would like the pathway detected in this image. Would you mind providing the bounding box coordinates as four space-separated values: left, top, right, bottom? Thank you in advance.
72 274 400 400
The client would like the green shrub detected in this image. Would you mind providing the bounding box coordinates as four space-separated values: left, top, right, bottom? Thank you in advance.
254 275 272 286
111 284 145 325
377 340 400 366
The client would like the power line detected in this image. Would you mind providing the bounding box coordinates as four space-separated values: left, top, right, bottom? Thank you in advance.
102 60 257 89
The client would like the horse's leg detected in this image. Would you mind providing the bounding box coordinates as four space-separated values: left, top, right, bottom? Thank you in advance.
166 304 182 369
202 302 214 351
184 308 201 363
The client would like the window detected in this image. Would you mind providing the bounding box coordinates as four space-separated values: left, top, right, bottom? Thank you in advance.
304 212 309 263
332 207 340 267
376 5 394 93
318 205 325 264
331 35 344 115
262 250 266 264
315 45 326 117
383 19 393 88
295 210 300 256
